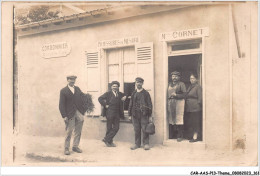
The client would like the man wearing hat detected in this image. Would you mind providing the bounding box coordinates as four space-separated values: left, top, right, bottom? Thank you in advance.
167 71 186 142
128 77 153 150
59 75 85 155
98 81 126 147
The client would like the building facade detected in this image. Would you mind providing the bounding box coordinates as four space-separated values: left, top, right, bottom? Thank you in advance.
15 2 258 151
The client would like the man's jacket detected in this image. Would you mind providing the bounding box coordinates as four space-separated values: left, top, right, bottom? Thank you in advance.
59 86 85 119
98 91 125 119
128 89 153 117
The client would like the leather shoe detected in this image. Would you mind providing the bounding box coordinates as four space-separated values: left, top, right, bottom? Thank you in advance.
109 142 116 147
144 144 150 150
64 148 70 155
177 138 183 142
130 145 140 150
102 139 112 147
189 139 198 143
72 147 82 153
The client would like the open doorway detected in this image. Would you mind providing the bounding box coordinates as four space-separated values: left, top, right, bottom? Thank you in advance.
168 54 203 141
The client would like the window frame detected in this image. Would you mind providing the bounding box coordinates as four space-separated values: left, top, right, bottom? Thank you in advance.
106 46 136 115
106 47 136 93
167 38 202 56
99 42 154 122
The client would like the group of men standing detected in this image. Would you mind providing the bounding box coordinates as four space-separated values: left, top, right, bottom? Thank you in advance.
59 75 153 155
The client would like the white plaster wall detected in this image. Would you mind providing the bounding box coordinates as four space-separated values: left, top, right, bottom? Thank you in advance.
17 5 233 149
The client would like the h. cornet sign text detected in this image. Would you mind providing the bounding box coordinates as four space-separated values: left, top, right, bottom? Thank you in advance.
160 27 209 41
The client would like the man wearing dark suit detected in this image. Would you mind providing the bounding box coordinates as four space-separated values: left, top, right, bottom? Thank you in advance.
98 81 126 147
128 77 153 150
59 75 85 155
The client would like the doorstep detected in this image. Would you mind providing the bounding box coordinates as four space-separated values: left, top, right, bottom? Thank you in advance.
163 139 206 150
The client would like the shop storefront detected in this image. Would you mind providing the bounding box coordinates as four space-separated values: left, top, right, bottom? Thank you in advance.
15 2 257 151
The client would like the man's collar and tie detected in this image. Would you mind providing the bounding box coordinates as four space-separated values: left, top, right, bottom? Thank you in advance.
112 90 118 97
68 85 75 94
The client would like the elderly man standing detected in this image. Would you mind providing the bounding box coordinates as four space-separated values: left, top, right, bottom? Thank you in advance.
59 75 85 155
128 77 153 150
167 71 187 142
98 81 126 147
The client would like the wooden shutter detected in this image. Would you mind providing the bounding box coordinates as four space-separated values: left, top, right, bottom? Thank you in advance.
86 50 100 116
135 43 154 113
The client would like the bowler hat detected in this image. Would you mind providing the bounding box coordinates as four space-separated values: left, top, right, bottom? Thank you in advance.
67 75 77 79
135 77 144 83
111 81 120 87
145 122 155 135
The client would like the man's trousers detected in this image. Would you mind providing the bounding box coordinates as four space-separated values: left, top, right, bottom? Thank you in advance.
65 110 84 149
132 110 149 146
104 108 120 144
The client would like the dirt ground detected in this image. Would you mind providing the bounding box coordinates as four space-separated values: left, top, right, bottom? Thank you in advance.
13 134 256 166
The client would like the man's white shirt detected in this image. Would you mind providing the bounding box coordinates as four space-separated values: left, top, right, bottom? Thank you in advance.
112 90 118 97
68 85 75 94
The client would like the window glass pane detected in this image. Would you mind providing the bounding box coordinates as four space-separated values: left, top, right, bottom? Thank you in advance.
108 65 119 83
123 63 135 82
123 47 135 63
172 43 200 51
107 49 120 65
123 62 135 111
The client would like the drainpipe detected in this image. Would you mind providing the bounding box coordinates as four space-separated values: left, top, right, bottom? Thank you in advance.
228 4 233 151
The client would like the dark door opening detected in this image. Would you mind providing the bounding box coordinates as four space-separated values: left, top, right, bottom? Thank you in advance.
168 54 203 140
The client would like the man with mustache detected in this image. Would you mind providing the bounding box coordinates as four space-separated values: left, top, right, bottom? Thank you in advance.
167 71 186 142
98 81 126 147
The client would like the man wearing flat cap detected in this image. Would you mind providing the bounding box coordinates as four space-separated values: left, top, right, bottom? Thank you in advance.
98 81 126 147
128 77 153 150
167 71 186 142
59 75 85 155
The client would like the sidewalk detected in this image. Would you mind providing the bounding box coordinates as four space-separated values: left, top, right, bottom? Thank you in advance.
14 135 254 166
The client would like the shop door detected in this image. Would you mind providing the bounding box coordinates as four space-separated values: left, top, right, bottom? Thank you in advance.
166 38 203 142
168 54 202 141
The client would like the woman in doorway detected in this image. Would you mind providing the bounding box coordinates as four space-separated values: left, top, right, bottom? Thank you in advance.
185 73 202 143
167 71 186 142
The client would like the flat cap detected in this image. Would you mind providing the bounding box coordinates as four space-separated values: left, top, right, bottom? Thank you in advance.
135 77 144 83
170 71 181 76
67 75 77 79
111 81 120 87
